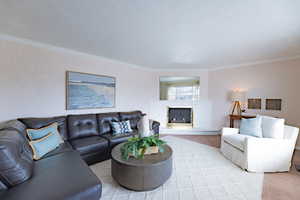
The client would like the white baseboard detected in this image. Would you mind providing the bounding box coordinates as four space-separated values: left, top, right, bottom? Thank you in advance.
160 128 220 135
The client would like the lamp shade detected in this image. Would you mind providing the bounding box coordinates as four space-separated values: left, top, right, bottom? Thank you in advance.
230 91 245 102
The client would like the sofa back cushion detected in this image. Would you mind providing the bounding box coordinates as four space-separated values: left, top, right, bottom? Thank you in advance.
67 114 98 140
0 130 34 188
19 116 68 140
97 112 120 135
119 111 143 130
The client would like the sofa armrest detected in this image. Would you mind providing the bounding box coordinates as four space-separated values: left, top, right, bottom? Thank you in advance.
222 127 239 136
245 137 296 172
150 120 160 135
246 137 295 151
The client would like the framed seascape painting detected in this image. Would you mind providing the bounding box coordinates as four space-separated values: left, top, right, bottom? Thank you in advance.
66 71 116 110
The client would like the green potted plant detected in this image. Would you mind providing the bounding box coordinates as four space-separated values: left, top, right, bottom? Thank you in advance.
120 135 166 160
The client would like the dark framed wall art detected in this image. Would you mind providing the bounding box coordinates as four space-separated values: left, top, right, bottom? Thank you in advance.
266 99 282 111
247 98 262 110
66 71 116 110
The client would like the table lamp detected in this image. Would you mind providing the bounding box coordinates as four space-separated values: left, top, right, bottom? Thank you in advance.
230 91 245 115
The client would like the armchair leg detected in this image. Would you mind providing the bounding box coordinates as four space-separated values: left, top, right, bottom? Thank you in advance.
295 164 300 172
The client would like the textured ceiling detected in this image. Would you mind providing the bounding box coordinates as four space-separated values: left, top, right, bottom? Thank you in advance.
0 0 300 70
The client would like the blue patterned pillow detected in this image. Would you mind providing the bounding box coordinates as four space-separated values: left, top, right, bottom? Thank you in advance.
111 120 133 135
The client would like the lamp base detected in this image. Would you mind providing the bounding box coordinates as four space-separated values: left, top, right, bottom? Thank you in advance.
232 101 242 115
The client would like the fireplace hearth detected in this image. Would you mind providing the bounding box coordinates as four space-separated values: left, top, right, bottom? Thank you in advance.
167 107 193 128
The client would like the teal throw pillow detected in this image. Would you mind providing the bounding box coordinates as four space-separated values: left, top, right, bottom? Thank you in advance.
27 122 63 143
240 117 263 138
29 132 61 160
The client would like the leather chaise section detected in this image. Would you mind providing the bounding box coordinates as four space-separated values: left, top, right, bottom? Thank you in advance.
0 151 102 200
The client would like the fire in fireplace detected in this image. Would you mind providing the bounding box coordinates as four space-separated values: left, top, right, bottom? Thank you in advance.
167 107 193 127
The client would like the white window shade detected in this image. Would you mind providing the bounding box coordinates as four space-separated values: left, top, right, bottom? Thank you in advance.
167 83 200 101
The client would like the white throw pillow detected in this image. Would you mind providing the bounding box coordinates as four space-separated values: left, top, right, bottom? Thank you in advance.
258 115 285 139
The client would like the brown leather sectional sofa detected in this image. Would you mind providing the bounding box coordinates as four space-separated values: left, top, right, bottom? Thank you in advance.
0 111 160 200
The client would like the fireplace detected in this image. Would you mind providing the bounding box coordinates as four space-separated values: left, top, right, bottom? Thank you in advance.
167 107 193 128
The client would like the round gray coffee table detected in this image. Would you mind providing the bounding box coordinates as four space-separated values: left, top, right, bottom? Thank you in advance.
111 143 173 191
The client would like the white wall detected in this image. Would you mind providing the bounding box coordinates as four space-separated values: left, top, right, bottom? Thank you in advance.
0 39 154 121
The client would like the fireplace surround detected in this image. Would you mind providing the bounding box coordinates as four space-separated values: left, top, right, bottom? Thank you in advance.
167 107 193 128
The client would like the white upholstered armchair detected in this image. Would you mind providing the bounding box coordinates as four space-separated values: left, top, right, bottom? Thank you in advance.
221 125 299 172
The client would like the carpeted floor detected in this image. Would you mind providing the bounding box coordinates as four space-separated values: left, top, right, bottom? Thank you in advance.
91 136 263 200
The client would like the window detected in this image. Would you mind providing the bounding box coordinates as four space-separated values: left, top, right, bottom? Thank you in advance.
167 85 199 101
159 76 200 101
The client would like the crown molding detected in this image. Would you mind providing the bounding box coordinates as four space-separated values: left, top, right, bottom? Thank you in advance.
0 33 153 72
207 55 300 71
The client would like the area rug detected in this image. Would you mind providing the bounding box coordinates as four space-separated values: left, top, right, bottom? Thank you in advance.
90 136 263 200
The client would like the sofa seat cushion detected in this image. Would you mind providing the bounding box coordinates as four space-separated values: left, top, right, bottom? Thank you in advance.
102 131 137 148
70 136 109 155
223 134 251 151
0 151 101 200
